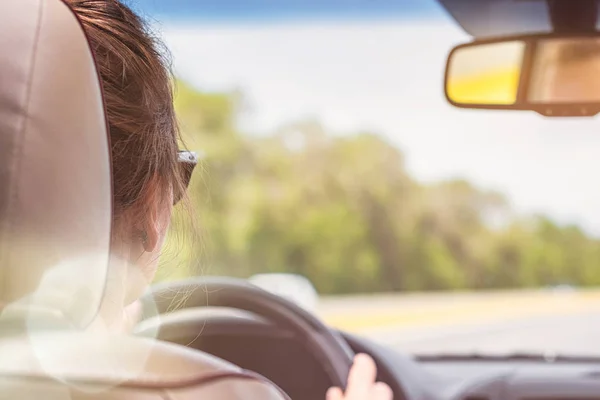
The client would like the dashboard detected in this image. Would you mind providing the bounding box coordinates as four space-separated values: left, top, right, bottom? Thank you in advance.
137 309 600 400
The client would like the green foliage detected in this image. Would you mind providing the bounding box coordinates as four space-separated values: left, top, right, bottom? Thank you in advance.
161 80 600 294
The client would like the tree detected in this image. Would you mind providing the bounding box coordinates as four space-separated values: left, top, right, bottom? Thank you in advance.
159 80 600 294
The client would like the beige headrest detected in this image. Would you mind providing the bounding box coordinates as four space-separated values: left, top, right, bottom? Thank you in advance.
0 0 112 328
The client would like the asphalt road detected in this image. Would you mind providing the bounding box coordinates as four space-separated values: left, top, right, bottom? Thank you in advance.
361 307 600 356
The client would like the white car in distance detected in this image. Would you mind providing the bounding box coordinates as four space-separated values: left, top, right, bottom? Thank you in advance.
248 273 319 313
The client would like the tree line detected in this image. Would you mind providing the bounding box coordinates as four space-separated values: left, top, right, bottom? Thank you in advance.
158 80 600 294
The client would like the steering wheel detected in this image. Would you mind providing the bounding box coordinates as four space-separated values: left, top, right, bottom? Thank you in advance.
136 276 355 389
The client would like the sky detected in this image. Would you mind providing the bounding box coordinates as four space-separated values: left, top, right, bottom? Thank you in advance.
130 0 441 22
135 0 600 236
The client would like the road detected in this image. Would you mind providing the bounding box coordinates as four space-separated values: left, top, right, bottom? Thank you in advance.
317 289 600 356
364 310 600 355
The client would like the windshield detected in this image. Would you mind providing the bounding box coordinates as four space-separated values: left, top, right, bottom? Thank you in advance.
144 0 600 357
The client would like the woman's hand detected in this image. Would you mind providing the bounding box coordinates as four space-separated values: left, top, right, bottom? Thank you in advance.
326 353 393 400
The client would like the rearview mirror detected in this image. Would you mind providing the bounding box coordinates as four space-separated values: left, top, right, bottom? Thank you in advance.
445 35 600 116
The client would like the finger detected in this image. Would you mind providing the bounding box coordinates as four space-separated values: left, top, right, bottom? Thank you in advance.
372 382 393 400
345 353 377 399
326 387 344 400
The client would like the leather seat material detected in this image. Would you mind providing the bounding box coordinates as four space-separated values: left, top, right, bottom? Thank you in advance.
0 0 110 322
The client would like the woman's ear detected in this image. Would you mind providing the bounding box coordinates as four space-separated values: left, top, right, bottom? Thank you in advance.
141 228 158 253
138 178 168 253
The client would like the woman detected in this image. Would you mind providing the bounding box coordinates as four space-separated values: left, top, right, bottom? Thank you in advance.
67 1 393 399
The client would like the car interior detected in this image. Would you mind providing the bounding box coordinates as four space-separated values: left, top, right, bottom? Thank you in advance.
0 0 286 399
3 0 600 400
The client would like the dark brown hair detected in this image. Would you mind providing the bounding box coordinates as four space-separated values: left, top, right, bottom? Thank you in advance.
66 0 187 226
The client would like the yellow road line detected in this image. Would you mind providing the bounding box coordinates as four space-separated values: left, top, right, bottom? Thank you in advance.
320 292 600 333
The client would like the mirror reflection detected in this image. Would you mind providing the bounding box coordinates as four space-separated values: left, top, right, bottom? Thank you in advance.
446 41 525 105
529 38 600 103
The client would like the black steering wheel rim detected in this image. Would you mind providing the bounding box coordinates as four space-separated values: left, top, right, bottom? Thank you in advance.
136 276 354 389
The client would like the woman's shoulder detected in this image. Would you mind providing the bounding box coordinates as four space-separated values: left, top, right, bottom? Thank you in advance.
0 331 290 399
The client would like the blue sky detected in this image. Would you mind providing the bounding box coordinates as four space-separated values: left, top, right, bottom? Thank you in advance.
131 2 600 236
129 0 444 22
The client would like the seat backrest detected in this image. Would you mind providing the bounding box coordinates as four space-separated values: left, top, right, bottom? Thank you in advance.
0 1 288 398
0 0 111 328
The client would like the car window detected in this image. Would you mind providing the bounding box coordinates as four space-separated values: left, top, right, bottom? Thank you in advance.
147 0 600 357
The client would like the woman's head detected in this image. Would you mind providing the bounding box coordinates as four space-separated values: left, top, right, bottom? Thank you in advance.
67 0 191 304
